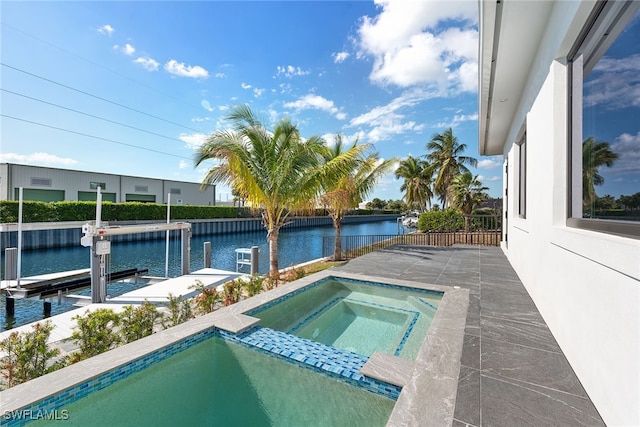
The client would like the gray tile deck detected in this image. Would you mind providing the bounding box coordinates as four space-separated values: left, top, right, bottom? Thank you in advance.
333 245 605 427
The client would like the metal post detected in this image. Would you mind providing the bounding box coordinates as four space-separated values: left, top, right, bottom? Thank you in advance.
4 248 17 281
204 242 212 268
250 246 259 275
165 193 171 278
90 236 102 303
181 227 191 275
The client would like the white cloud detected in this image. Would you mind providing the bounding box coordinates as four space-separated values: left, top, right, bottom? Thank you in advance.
241 83 252 89
356 0 478 93
201 100 214 112
214 72 226 78
0 152 78 166
349 87 436 127
134 56 159 71
609 131 640 174
121 43 135 55
347 88 441 142
276 65 310 78
253 88 265 98
164 59 209 79
477 174 501 183
191 117 211 122
477 156 502 169
584 54 640 109
179 160 189 169
434 113 479 129
284 94 346 120
333 52 349 63
179 133 209 150
279 83 292 94
97 24 114 36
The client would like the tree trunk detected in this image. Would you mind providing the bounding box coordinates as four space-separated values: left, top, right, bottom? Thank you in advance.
268 227 279 280
333 217 342 261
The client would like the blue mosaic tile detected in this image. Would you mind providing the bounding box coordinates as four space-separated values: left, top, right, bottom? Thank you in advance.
218 326 402 400
415 297 439 311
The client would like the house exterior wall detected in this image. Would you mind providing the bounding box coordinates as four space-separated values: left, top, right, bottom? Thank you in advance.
0 164 215 206
502 47 639 427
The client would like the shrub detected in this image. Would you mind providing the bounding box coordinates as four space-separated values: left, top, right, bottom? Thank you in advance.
119 302 160 343
417 209 464 232
281 265 306 282
222 280 243 306
161 294 194 329
240 274 265 297
0 321 65 388
190 281 221 315
67 308 122 363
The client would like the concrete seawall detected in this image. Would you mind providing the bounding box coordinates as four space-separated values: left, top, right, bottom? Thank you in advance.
0 215 399 251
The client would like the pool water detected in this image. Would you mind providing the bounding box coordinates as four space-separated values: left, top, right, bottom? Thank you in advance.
31 337 395 427
250 277 442 360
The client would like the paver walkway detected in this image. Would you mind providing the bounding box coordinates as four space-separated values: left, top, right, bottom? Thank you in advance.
333 245 605 427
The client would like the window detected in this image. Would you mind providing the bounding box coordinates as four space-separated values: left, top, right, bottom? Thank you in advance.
134 185 149 193
169 188 181 195
517 132 526 218
30 177 52 187
569 1 640 238
90 182 106 190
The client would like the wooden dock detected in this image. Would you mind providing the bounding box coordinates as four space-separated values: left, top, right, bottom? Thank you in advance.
1 269 91 294
108 268 241 304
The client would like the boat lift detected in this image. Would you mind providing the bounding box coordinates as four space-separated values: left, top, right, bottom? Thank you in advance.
81 221 192 303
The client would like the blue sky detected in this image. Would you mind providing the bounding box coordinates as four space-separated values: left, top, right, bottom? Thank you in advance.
1 1 503 203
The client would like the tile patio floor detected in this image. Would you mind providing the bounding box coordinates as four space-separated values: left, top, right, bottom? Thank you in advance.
332 245 605 427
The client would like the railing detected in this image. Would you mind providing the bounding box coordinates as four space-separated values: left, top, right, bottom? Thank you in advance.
322 214 501 259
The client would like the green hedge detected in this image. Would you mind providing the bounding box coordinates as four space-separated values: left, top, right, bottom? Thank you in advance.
0 200 239 223
417 209 465 232
0 201 386 223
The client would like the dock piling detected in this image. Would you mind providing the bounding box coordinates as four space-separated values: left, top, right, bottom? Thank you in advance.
43 301 52 316
204 242 212 268
6 297 15 316
250 246 259 275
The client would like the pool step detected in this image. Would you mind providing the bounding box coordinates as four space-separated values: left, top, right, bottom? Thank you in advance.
219 326 402 400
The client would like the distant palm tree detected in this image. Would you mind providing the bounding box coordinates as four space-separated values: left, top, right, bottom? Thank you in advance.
583 137 619 215
450 172 488 231
426 128 477 208
320 135 395 260
194 105 328 279
394 156 434 212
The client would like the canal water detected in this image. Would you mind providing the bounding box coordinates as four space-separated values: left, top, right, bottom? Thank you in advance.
1 220 400 331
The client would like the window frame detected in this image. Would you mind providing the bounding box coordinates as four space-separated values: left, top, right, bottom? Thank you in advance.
517 132 527 219
567 0 640 239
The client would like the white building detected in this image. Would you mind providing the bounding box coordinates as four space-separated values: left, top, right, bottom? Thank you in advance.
479 1 639 425
0 163 216 205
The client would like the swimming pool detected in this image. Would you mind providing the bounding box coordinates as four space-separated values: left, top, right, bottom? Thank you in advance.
28 336 395 426
248 277 443 360
0 271 469 426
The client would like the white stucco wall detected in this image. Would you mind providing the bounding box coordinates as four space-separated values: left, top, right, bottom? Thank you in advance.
503 60 640 426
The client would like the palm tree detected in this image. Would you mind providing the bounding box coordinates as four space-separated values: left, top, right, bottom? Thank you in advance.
583 137 619 216
194 105 328 279
319 134 395 261
426 128 477 208
394 156 434 212
450 172 489 231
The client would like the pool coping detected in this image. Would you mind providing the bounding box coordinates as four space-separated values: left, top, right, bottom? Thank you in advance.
0 270 469 427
